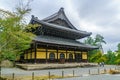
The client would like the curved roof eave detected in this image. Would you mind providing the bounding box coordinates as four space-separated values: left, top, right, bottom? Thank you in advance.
33 35 98 50
32 18 92 38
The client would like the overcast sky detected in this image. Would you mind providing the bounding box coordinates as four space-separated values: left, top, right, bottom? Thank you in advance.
0 0 120 53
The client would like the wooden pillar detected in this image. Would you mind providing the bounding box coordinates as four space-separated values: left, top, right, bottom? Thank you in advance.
81 51 83 62
22 51 25 60
66 49 68 62
87 51 89 62
26 50 28 60
30 49 32 63
23 51 26 60
46 45 48 63
74 49 76 62
34 42 37 63
23 51 26 62
25 50 28 63
57 46 59 62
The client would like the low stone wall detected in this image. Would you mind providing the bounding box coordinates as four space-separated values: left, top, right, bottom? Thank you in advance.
1 60 14 68
16 63 98 70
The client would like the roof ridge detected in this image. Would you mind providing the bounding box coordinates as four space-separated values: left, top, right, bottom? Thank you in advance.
41 7 77 30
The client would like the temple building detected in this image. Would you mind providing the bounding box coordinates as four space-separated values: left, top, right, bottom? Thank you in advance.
20 8 98 63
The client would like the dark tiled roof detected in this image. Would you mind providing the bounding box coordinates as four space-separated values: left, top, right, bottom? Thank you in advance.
42 7 77 30
34 35 98 50
32 17 92 39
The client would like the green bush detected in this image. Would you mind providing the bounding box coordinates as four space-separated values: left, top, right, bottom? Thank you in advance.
115 59 120 65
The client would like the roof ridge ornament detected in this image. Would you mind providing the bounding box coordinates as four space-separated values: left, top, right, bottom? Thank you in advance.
31 15 35 18
58 7 64 13
58 7 64 14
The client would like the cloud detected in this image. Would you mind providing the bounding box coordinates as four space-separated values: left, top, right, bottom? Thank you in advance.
0 0 120 53
69 0 120 52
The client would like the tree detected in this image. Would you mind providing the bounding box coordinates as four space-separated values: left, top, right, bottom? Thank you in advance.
90 50 107 64
0 1 36 62
95 34 106 53
117 43 120 51
84 36 95 45
0 1 37 77
105 50 116 64
84 34 106 62
115 43 120 65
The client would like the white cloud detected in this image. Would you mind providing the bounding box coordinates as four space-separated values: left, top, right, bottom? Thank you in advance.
0 0 120 53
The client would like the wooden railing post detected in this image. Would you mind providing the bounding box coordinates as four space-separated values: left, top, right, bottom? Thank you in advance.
89 69 90 74
12 73 15 80
48 71 50 80
62 70 64 78
73 70 75 77
98 68 100 74
104 68 106 73
32 72 34 80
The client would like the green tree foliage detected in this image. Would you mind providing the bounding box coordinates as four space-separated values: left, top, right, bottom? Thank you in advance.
84 34 106 47
84 36 95 45
84 34 106 62
95 34 106 45
0 1 36 61
90 50 107 63
117 43 120 51
104 50 116 64
115 43 120 64
95 34 106 53
84 35 120 65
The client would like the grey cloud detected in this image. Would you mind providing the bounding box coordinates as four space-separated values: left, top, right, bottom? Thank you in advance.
72 0 118 27
0 0 120 52
30 0 65 19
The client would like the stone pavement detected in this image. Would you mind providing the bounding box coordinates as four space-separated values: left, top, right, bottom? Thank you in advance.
1 65 119 80
16 63 98 70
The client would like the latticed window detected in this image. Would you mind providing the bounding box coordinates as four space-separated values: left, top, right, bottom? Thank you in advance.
49 52 55 60
69 53 73 59
60 53 65 59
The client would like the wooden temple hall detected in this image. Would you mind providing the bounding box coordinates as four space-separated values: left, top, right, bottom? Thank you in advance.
20 8 98 63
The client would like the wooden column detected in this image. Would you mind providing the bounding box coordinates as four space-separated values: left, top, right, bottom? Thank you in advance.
87 51 89 62
23 51 26 62
74 49 76 62
30 49 32 63
34 42 37 63
66 49 68 62
57 46 59 62
22 51 25 60
81 51 83 62
81 51 84 62
46 45 48 63
26 50 28 60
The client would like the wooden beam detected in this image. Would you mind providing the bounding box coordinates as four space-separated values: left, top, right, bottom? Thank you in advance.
34 42 37 63
57 46 59 62
26 50 28 60
66 49 68 62
74 49 76 62
87 51 88 62
46 45 48 63
30 49 32 60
